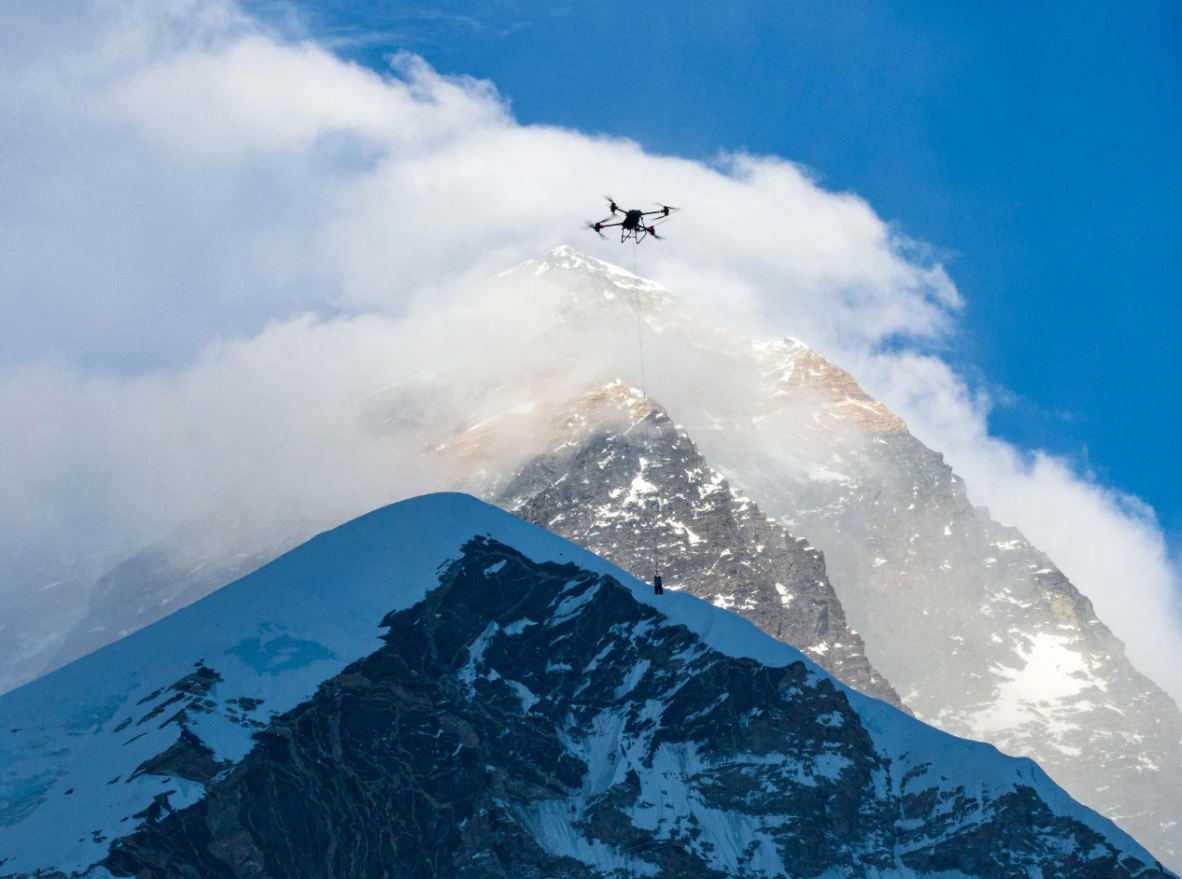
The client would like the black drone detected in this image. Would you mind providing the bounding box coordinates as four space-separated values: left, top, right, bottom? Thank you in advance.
587 196 679 243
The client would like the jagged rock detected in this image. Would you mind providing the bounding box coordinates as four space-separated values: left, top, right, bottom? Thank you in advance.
102 533 1173 879
128 729 230 785
496 382 904 709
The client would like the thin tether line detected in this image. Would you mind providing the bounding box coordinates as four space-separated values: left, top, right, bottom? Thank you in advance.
632 236 658 579
632 237 650 447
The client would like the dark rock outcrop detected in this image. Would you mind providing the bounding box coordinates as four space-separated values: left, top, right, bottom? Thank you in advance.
102 537 1171 879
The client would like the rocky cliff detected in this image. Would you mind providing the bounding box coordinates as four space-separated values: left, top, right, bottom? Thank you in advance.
495 381 903 709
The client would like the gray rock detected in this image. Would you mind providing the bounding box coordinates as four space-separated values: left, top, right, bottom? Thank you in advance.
495 384 904 710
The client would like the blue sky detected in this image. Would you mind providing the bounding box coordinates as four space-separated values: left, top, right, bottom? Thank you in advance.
248 0 1182 543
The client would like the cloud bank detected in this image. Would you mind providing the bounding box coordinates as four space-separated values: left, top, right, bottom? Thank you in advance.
1 0 1179 701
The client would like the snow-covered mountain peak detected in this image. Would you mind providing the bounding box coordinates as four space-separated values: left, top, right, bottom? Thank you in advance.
523 244 668 292
500 248 904 439
481 248 902 448
498 245 688 331
1 493 1173 878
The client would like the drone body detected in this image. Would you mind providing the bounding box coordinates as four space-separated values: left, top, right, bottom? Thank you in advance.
588 197 678 243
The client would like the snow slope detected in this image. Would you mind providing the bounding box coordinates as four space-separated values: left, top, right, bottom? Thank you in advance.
1 494 596 874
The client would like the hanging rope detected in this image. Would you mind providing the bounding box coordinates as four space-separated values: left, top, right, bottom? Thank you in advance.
632 238 661 587
632 238 652 450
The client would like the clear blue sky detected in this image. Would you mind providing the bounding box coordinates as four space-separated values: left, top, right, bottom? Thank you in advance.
250 0 1182 542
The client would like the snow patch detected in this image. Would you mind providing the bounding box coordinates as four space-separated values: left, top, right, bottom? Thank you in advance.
972 632 1104 747
521 799 659 876
807 466 850 484
505 679 539 713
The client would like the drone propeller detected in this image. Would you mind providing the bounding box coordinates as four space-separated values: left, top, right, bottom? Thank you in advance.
646 226 664 240
603 195 621 214
585 221 607 239
653 203 681 216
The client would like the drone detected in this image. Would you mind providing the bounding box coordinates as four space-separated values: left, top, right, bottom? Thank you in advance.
587 196 679 243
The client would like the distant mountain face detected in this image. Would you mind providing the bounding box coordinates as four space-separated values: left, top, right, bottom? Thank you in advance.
46 515 312 679
685 346 1182 871
474 249 1182 870
4 247 1181 869
496 381 904 710
1 495 1171 879
483 371 1182 870
0 513 315 696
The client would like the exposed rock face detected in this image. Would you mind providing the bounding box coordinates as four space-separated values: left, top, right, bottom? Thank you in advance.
496 381 904 709
128 729 231 786
703 345 1182 870
102 535 1172 879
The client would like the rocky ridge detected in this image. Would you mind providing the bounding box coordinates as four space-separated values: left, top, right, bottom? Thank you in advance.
106 535 1172 879
495 380 904 709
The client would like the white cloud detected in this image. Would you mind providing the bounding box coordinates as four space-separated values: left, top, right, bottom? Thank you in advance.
0 0 954 368
1 0 1179 703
